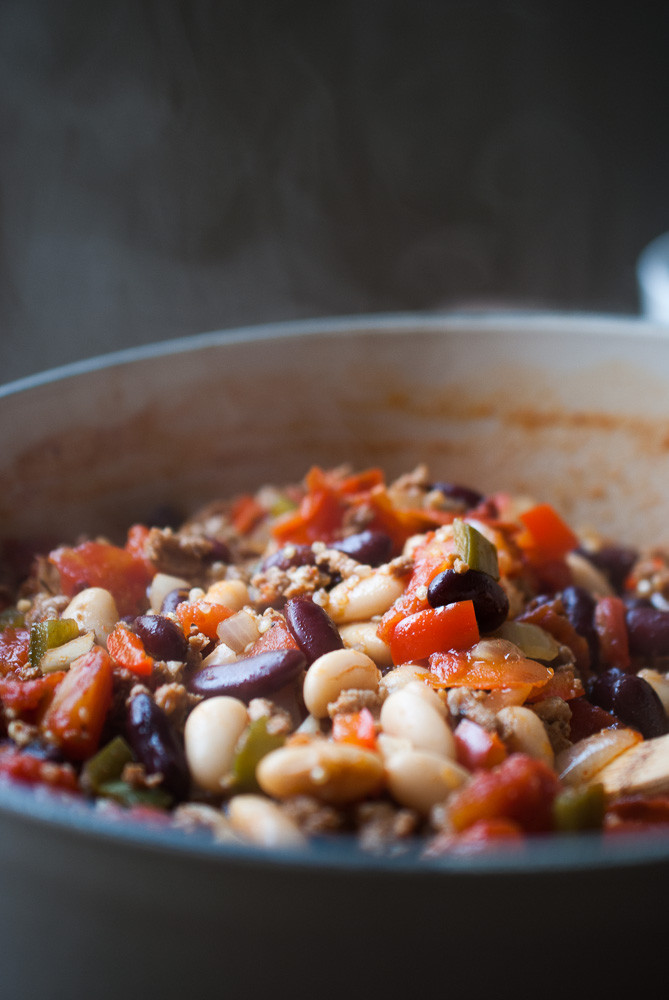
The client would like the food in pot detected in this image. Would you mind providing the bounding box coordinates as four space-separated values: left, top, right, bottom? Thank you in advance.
1 463 669 855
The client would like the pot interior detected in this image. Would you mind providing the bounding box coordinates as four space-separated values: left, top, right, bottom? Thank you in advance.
1 314 668 549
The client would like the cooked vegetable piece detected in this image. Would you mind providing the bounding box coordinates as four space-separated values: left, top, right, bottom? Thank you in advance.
232 716 287 792
553 783 605 832
389 601 480 664
453 519 500 579
81 735 134 793
107 623 153 676
49 541 154 618
41 646 114 760
29 618 79 669
518 502 579 561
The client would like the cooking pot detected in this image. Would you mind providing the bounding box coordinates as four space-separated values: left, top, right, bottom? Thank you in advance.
1 312 667 999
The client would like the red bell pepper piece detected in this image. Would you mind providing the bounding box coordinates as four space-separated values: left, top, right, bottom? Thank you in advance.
518 502 578 561
377 533 455 645
389 601 480 664
175 598 234 641
107 623 153 677
40 646 114 761
332 707 377 750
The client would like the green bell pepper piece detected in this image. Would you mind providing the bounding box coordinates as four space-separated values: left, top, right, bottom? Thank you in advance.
453 519 500 579
29 618 80 669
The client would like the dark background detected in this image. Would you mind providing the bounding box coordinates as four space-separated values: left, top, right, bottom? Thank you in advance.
2 1 668 381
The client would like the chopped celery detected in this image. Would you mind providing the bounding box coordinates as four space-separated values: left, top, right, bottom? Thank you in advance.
232 716 286 792
81 735 134 794
453 519 500 579
29 618 80 669
97 780 173 810
553 783 605 833
494 621 561 662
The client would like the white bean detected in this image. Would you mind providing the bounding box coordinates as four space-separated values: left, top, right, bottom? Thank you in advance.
204 579 250 611
256 739 384 804
148 572 190 613
384 747 469 814
325 570 405 624
184 696 249 793
338 621 393 668
63 587 119 644
380 686 454 759
302 648 380 719
496 706 555 767
227 794 306 849
379 663 434 697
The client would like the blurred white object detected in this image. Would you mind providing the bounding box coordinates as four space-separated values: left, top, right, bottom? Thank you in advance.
637 231 669 323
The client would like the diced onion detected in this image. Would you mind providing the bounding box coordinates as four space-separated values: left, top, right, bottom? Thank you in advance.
556 727 642 786
216 610 261 654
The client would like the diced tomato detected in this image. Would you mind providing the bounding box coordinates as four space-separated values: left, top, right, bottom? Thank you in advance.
40 646 114 761
124 524 156 576
448 753 560 834
272 476 345 546
429 646 553 690
175 598 234 640
107 624 153 676
0 626 30 676
389 601 480 664
230 494 266 535
518 502 578 562
332 707 377 750
594 596 631 672
49 540 154 618
0 671 66 714
567 696 623 743
0 747 78 792
454 718 507 770
361 486 453 553
246 619 301 655
526 667 584 703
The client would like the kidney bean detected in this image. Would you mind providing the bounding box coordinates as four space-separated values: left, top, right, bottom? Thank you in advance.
626 604 669 657
261 544 316 572
561 585 598 666
332 530 393 567
188 648 307 702
133 614 189 662
577 545 638 594
204 537 232 564
431 481 484 510
427 568 509 633
587 668 668 739
126 692 190 799
284 596 344 664
161 587 190 615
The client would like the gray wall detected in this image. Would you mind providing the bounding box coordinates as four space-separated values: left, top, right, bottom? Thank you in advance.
2 1 668 381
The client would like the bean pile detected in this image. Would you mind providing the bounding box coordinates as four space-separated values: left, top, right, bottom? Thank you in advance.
2 463 669 855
